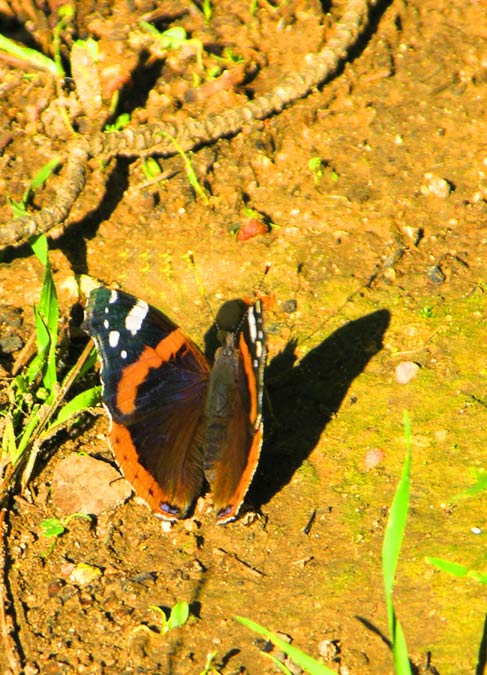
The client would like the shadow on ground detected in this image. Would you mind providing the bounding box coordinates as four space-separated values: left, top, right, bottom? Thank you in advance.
251 308 391 508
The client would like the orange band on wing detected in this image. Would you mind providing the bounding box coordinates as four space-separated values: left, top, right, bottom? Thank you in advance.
239 332 257 424
216 425 263 524
110 421 182 518
116 329 188 415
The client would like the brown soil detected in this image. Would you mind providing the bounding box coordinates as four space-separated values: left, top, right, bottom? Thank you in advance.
1 0 487 674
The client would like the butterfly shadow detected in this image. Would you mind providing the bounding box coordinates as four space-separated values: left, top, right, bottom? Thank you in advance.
248 308 391 511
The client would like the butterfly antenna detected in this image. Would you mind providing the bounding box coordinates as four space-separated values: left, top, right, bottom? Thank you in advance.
232 262 272 333
255 262 271 298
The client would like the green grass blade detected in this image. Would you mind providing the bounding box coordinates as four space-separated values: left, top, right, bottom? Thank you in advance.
32 236 58 338
14 403 43 460
158 131 209 203
26 306 54 391
264 652 294 675
427 557 487 585
8 156 61 217
427 557 470 578
51 386 101 428
28 157 62 196
382 411 412 674
77 348 99 379
29 235 58 391
0 33 60 76
393 619 412 675
7 197 28 219
382 412 412 630
236 616 337 675
1 416 17 459
52 5 73 76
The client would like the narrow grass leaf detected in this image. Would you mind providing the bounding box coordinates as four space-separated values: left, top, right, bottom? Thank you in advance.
15 405 42 461
382 413 412 630
263 652 294 675
427 557 487 585
236 616 337 675
7 197 28 219
159 131 209 204
26 312 48 386
382 411 413 675
198 651 219 675
0 33 60 75
1 416 17 458
52 386 101 428
30 235 58 391
75 348 99 380
28 157 61 195
392 620 412 675
34 239 58 340
142 157 162 179
8 157 61 217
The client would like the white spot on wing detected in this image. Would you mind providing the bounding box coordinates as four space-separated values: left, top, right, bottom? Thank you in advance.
247 310 257 342
109 290 118 304
125 300 149 335
109 330 120 348
103 319 109 329
121 350 127 359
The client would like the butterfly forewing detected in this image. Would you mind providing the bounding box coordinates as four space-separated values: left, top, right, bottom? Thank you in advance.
83 288 210 519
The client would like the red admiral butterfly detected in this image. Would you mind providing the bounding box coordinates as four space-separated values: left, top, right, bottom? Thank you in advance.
82 287 266 524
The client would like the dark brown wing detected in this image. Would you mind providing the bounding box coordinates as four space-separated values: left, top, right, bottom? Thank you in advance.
83 287 210 520
204 301 266 523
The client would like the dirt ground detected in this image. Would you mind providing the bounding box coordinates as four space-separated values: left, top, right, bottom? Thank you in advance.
1 0 487 673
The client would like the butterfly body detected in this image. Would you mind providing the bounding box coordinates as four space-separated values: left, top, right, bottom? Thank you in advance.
82 287 266 524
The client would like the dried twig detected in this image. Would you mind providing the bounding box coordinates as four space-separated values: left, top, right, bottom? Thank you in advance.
0 508 23 674
0 0 377 249
1 145 88 247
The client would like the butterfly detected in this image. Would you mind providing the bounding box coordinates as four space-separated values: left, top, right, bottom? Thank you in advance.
82 287 266 524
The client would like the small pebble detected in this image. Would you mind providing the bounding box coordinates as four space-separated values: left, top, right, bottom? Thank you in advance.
274 632 291 645
47 578 66 598
395 361 420 384
318 639 340 660
427 264 446 285
420 173 452 199
284 657 302 675
435 429 449 442
281 299 297 314
237 217 268 241
160 520 173 533
363 448 385 471
0 335 23 353
52 454 132 515
69 562 103 586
